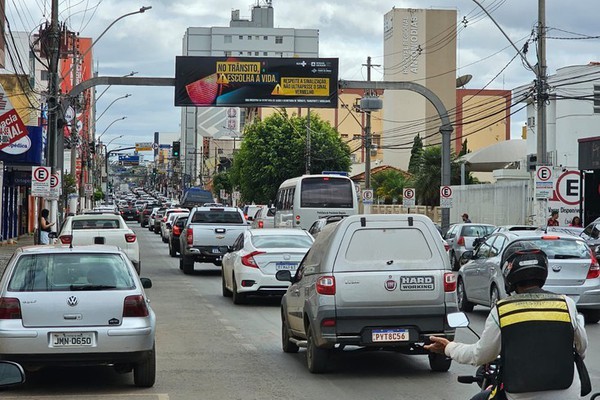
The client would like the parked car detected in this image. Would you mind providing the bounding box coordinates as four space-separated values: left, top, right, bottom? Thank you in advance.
120 206 140 222
57 214 141 274
251 206 276 229
222 228 314 304
140 203 160 227
491 225 538 233
148 207 161 232
160 209 189 243
307 215 348 239
276 214 458 373
0 245 156 387
168 215 188 257
443 223 496 270
457 231 600 323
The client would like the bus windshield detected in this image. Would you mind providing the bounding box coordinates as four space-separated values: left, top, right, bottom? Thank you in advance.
300 177 354 208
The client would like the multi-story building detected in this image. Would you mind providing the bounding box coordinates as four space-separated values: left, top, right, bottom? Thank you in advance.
180 1 318 186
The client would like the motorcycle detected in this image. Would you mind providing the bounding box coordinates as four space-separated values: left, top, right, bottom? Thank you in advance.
447 312 600 400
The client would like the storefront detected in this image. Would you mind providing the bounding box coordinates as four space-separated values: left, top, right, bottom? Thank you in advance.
578 136 600 224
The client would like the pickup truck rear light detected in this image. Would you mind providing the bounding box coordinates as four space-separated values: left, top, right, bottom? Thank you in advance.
173 225 181 236
457 236 465 246
316 276 336 295
59 235 72 244
125 233 137 243
587 250 600 279
0 297 22 319
122 295 149 317
444 272 457 292
241 251 265 268
187 227 193 245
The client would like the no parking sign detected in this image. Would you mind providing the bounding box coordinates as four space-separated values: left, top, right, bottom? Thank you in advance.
440 186 453 208
402 188 416 207
31 166 50 197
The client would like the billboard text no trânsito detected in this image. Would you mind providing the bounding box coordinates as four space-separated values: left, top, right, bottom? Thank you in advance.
174 57 338 108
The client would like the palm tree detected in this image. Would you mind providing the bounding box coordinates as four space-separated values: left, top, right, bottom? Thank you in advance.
414 146 443 207
372 169 407 204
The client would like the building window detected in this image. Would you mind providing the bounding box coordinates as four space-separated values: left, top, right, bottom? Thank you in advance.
224 35 232 44
372 134 381 148
255 51 259 56
247 51 252 56
263 52 268 56
224 51 231 57
255 36 260 40
248 35 252 40
263 36 268 40
40 70 49 80
239 52 244 56
275 36 283 44
239 35 243 40
594 85 600 113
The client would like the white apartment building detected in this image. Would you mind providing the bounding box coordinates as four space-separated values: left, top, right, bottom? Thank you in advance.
180 2 318 186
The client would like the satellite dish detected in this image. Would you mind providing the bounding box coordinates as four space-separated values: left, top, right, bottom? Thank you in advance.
456 74 473 88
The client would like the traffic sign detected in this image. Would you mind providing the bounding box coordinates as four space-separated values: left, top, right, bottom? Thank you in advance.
440 185 453 208
402 188 416 207
84 183 93 196
47 171 61 200
135 142 153 151
535 166 555 199
362 189 374 205
31 166 51 197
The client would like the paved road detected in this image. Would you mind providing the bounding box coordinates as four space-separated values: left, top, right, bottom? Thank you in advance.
5 223 600 399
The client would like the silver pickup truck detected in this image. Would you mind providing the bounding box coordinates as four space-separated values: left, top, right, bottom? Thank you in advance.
179 206 250 274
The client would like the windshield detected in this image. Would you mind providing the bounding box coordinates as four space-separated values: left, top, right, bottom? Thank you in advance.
300 177 354 208
72 219 121 229
251 234 313 249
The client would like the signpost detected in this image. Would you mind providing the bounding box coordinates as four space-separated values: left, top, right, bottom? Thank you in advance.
402 188 416 207
362 189 374 205
535 166 554 199
84 183 93 196
47 171 61 200
439 185 453 209
31 166 51 197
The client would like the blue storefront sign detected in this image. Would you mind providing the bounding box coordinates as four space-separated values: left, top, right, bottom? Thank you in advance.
0 126 43 165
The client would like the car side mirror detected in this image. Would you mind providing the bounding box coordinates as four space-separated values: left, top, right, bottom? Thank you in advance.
140 278 152 289
472 238 482 248
447 312 470 328
462 250 474 260
275 270 293 282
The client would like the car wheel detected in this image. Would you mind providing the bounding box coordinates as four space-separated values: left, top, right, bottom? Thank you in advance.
182 256 194 274
133 344 156 388
583 310 600 324
281 313 299 353
490 285 500 308
428 352 452 372
222 273 232 297
179 256 183 270
169 241 177 257
306 325 328 373
232 276 247 305
450 252 459 271
457 278 474 312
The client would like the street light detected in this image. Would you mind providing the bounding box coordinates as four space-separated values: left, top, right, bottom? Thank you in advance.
96 94 131 123
97 116 126 141
96 71 138 102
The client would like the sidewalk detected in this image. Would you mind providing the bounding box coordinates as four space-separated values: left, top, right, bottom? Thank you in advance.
0 234 35 274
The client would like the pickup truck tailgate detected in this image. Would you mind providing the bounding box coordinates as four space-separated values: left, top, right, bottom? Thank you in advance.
192 226 247 247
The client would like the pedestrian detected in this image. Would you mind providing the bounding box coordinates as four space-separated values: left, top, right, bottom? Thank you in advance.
547 210 559 226
461 213 471 223
425 242 588 399
38 209 55 245
569 216 582 227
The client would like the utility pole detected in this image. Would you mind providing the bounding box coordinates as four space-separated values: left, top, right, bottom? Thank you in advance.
47 0 60 224
305 108 311 174
70 35 79 207
362 56 380 190
536 0 547 165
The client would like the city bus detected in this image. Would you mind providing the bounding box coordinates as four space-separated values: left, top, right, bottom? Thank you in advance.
274 174 358 230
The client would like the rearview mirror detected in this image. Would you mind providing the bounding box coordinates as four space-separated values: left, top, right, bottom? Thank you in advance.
140 278 152 289
447 312 470 328
0 360 25 387
275 270 292 282
461 250 474 260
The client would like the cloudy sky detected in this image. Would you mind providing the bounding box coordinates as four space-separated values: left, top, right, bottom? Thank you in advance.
10 0 600 152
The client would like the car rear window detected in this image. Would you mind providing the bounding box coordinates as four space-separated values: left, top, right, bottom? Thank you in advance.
345 228 433 262
519 238 590 259
8 254 135 292
72 219 121 229
191 210 243 224
462 225 494 237
251 234 313 249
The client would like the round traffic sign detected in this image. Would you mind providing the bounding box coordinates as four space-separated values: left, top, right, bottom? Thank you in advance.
362 189 373 201
403 188 415 199
554 170 580 206
536 166 552 181
50 174 60 188
440 185 452 198
33 167 50 182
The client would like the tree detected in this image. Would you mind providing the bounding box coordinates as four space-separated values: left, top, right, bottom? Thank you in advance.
407 134 424 175
371 169 407 204
230 111 351 204
212 171 232 198
414 146 443 207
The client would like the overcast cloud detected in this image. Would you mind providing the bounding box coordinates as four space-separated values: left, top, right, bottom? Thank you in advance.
11 0 600 150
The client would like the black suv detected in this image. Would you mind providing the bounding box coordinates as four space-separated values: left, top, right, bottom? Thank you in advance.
120 206 139 222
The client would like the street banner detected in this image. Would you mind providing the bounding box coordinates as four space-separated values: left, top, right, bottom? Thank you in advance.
0 83 28 151
175 56 339 108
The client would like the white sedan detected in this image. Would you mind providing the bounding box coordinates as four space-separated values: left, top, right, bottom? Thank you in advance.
221 228 314 305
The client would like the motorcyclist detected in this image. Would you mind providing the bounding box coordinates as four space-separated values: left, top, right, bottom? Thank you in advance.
425 241 588 399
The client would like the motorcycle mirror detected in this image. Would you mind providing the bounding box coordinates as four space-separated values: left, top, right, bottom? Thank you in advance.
447 312 470 328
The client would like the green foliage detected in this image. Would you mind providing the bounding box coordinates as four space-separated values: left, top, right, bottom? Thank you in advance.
371 169 407 204
230 111 351 204
414 146 443 207
212 171 232 197
93 188 104 201
62 173 77 196
407 134 424 175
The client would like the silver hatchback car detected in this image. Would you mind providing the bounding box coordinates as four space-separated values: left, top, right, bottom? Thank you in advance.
0 245 156 387
457 231 600 323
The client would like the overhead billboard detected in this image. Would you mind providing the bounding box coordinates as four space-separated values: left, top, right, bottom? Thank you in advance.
175 56 338 108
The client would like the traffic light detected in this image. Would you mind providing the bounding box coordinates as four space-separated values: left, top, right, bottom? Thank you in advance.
172 141 180 158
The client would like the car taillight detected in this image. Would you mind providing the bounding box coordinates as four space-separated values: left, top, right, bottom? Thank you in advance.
444 272 457 292
59 235 72 244
125 233 136 243
162 217 167 222
316 276 336 295
444 242 450 252
173 225 181 236
587 250 600 279
321 318 336 327
122 295 149 317
241 251 265 268
0 297 22 319
457 236 465 246
187 227 193 245
120 211 124 215
258 220 264 228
